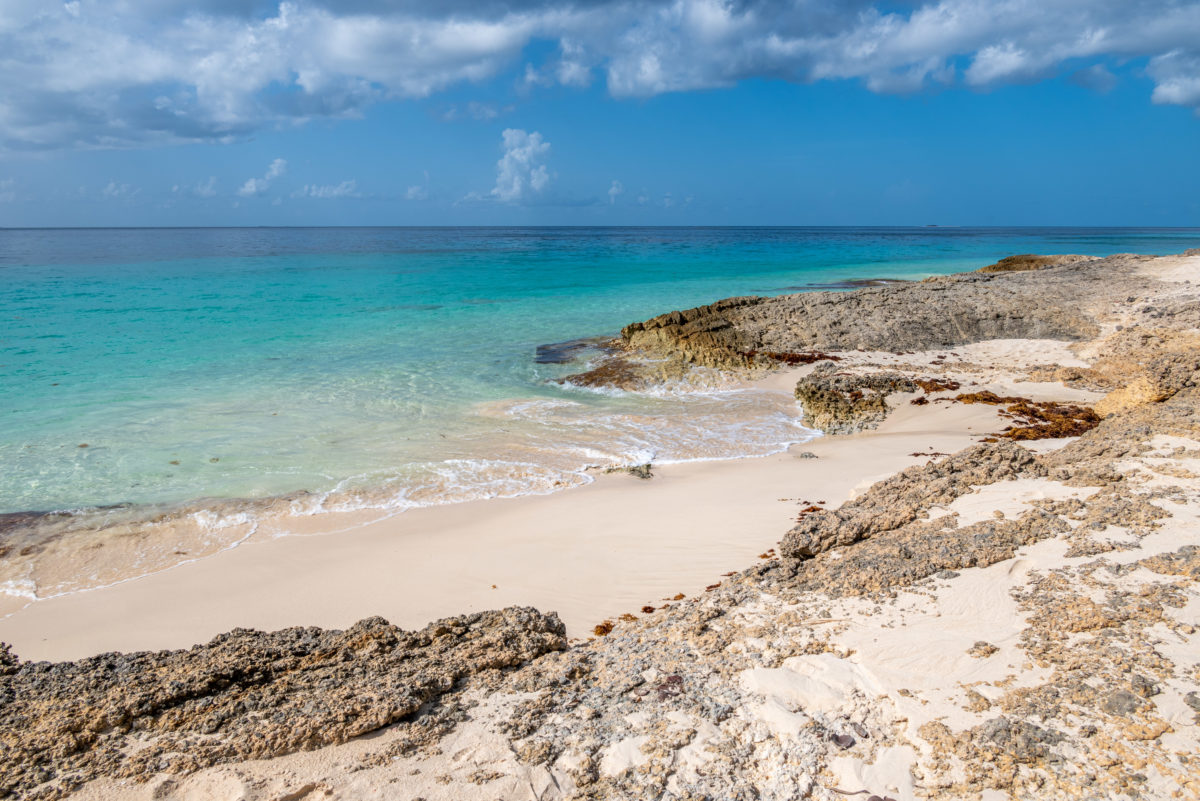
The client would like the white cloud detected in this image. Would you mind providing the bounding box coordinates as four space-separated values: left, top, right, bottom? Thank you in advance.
238 158 287 197
607 179 624 204
238 178 268 197
1150 51 1200 108
0 178 14 202
293 179 359 199
406 185 428 200
0 0 1198 149
491 128 550 203
101 181 137 198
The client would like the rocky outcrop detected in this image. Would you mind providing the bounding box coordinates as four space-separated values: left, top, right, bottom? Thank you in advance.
1092 331 1200 416
0 608 565 800
780 441 1043 559
792 365 917 434
618 255 1149 368
976 253 1096 273
491 336 1200 800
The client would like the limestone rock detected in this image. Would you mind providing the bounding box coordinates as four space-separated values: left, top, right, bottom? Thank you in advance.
617 256 1137 368
0 608 565 800
780 441 1043 559
793 365 917 434
976 253 1096 273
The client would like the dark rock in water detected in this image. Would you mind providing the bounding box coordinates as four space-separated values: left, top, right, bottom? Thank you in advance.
793 365 918 435
605 463 654 479
0 607 566 800
627 463 654 480
557 355 646 390
534 336 615 364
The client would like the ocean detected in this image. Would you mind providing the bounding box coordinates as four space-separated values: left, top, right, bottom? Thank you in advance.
2 226 1197 600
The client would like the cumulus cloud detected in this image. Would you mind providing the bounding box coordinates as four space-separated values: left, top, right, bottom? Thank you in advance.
292 179 359 198
1149 51 1200 108
607 179 624 204
491 128 550 202
238 158 287 197
1 0 1199 149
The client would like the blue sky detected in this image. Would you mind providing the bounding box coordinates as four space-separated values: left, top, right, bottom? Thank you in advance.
0 0 1198 227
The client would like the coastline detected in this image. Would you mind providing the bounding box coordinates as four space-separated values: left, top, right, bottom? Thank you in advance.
3 249 1200 800
0 349 813 610
0 350 1064 661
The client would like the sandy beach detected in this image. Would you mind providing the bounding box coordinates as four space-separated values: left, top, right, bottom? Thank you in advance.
0 343 1089 661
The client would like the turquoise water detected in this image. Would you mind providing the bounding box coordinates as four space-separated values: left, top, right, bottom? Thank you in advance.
3 226 1198 598
3 226 1198 520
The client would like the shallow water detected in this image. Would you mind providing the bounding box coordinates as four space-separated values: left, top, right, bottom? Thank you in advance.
2 226 1197 598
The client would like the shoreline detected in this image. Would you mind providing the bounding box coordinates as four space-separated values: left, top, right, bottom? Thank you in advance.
0 338 1098 662
0 356 814 611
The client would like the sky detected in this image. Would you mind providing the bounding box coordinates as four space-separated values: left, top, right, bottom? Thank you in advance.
0 0 1198 227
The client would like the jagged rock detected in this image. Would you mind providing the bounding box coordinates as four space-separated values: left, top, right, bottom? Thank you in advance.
617 256 1145 368
976 254 1096 273
793 365 917 434
780 441 1043 559
977 717 1064 762
0 608 566 800
1094 335 1200 416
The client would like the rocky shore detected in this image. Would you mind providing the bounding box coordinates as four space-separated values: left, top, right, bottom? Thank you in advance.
3 249 1200 800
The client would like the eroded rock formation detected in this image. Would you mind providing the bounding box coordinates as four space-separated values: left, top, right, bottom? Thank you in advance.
617 255 1153 369
0 608 565 799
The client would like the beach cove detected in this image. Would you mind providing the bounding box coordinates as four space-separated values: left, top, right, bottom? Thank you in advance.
3 227 1198 612
2 248 1199 800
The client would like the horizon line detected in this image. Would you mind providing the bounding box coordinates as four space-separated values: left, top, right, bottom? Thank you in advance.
4 224 1200 232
